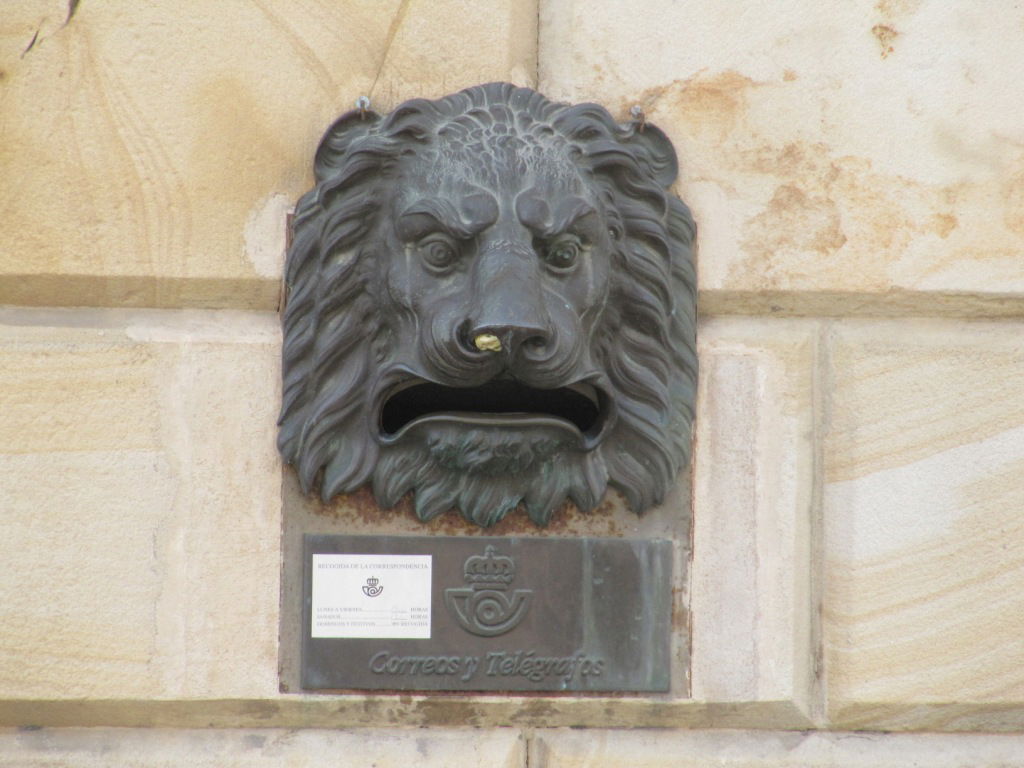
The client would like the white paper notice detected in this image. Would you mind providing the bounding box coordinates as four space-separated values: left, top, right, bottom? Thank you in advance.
311 554 432 639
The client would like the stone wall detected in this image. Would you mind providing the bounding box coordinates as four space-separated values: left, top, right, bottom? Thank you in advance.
2 0 1022 764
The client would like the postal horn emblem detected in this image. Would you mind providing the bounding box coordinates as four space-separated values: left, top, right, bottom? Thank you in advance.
361 576 383 597
444 545 533 637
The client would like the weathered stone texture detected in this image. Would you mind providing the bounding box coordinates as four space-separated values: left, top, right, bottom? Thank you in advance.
0 0 536 309
691 319 816 713
0 727 525 768
533 728 1024 767
540 0 1024 311
0 309 281 699
824 319 1024 727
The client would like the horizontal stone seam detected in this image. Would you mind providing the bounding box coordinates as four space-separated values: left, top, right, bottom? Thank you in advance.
699 290 1024 319
5 279 1024 319
0 275 282 312
5 697 1024 732
0 699 818 731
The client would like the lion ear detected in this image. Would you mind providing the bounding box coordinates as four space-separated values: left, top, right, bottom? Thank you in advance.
627 123 679 189
313 109 382 181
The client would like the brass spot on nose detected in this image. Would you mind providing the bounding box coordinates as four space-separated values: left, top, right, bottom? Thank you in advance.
474 333 502 352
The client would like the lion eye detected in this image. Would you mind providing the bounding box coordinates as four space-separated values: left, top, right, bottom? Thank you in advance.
418 236 459 271
542 238 582 272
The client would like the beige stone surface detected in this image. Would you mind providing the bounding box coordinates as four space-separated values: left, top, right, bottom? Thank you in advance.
0 0 536 309
533 728 1024 767
0 727 525 768
0 312 820 730
0 308 282 699
691 319 818 715
823 319 1024 728
540 0 1024 311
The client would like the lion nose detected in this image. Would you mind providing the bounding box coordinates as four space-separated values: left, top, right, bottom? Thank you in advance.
465 251 552 355
467 319 551 355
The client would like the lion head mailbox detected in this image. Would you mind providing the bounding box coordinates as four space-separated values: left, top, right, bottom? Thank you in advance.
278 83 696 527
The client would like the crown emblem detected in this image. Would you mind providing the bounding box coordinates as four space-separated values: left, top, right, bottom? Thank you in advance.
444 545 532 636
361 575 383 597
464 545 515 590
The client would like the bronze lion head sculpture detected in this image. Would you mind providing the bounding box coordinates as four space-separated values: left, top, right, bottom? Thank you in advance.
279 83 697 527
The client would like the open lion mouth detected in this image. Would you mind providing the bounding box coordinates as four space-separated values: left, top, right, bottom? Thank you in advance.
379 378 609 444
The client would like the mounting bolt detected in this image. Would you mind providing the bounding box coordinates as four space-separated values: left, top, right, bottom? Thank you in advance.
630 104 646 131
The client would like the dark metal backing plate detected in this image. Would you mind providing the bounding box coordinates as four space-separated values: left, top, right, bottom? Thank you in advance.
301 535 672 692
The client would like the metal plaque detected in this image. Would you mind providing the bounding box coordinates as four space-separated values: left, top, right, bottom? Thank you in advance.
301 535 672 692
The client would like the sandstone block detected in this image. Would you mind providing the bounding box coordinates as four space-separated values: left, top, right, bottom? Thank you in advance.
533 728 1024 767
540 0 1024 313
0 308 282 699
824 319 1024 728
0 727 525 768
691 318 817 714
0 0 536 310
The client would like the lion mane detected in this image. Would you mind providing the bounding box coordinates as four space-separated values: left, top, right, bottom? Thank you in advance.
278 83 697 525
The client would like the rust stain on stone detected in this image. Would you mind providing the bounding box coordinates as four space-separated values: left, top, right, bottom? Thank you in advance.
414 698 482 727
726 138 984 292
518 698 560 721
626 83 669 116
338 486 410 525
1004 170 1024 235
739 141 819 177
314 484 632 537
871 24 899 58
670 585 689 632
671 70 760 137
626 70 761 142
742 181 847 275
929 213 958 239
875 0 924 21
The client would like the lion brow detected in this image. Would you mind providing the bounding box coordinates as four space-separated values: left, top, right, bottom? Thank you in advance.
398 196 496 240
546 199 600 239
516 192 599 240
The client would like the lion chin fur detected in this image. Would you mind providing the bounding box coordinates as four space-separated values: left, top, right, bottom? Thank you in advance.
278 82 697 527
371 433 608 528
